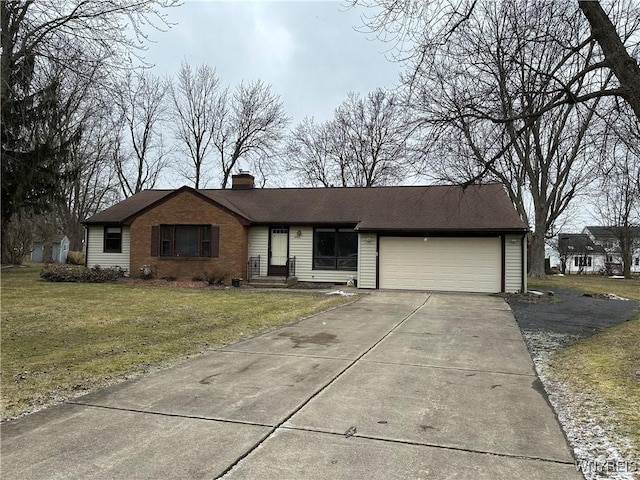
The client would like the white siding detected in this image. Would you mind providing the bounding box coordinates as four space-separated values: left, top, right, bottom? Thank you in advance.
505 234 524 293
379 237 501 293
290 226 357 284
358 233 377 289
565 254 606 274
86 225 130 273
247 226 269 276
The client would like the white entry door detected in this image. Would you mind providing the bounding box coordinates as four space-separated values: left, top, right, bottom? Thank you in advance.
269 228 289 275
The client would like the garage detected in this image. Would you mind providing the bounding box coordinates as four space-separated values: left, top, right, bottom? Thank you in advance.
378 236 502 293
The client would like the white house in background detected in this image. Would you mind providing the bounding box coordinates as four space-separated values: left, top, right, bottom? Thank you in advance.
583 226 640 274
82 174 529 293
557 233 607 274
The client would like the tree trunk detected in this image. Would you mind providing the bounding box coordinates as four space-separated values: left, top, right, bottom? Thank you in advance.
579 0 640 120
619 236 633 279
529 229 547 278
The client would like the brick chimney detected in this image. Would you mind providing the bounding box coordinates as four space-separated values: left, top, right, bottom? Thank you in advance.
231 172 254 190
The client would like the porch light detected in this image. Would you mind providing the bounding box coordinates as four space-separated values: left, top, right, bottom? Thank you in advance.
296 230 302 237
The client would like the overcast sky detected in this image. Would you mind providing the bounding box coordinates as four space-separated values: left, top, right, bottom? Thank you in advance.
143 0 401 125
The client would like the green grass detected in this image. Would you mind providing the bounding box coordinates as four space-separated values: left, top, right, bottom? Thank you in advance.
529 275 640 301
530 275 640 456
1 266 355 419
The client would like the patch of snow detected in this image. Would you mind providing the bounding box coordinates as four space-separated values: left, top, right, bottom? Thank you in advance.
609 276 626 279
529 290 545 296
603 294 629 301
326 290 356 296
522 329 639 480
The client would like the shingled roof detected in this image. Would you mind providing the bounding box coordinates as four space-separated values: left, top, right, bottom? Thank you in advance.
558 234 606 255
585 226 640 239
83 183 528 233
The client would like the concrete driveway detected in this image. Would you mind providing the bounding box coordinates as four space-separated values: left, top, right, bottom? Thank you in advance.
1 292 581 479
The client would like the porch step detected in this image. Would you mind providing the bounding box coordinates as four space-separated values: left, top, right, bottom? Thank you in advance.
247 276 298 288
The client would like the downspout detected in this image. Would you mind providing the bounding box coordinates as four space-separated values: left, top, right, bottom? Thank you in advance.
521 234 527 293
84 226 89 268
501 234 506 293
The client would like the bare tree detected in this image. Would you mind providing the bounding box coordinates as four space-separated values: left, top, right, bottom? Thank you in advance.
169 61 223 188
114 71 171 197
334 89 412 186
0 0 178 261
352 0 638 276
213 80 290 188
351 0 640 122
286 89 411 187
58 104 120 250
285 117 337 187
578 1 640 119
592 106 640 278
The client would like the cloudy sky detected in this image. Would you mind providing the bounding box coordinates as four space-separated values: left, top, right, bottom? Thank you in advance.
143 0 401 125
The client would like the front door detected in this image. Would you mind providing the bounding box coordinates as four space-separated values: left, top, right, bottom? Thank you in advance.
268 227 289 276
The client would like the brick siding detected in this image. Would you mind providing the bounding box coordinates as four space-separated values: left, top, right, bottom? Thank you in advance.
129 190 248 282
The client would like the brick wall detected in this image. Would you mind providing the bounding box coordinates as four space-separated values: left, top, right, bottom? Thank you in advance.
129 190 248 282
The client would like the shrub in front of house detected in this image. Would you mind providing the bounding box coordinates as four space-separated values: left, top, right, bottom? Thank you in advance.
203 269 230 285
40 264 126 283
66 250 85 265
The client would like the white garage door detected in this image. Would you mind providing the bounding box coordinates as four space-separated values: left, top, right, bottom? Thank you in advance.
379 237 501 293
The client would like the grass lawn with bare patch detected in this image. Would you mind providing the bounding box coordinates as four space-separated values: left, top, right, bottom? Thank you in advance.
1 266 355 420
529 275 640 457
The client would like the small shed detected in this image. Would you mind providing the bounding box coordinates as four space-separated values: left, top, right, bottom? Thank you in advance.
31 235 70 264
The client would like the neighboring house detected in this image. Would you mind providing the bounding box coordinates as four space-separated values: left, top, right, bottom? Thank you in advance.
583 226 640 274
82 174 529 293
30 235 70 264
557 233 606 275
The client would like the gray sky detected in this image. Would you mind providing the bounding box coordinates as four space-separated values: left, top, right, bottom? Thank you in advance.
143 0 401 125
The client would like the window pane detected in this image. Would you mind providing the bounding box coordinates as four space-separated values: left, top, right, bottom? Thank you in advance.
104 227 122 252
174 226 199 256
337 258 357 270
161 226 171 255
201 225 211 256
314 257 336 269
337 230 357 257
315 230 336 257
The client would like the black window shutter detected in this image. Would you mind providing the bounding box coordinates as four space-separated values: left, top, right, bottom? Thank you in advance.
151 225 160 256
211 225 219 258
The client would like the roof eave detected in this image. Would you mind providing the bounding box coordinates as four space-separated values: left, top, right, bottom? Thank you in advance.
354 226 529 234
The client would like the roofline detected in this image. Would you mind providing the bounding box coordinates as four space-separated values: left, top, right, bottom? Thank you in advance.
195 182 506 192
120 186 251 226
355 227 529 234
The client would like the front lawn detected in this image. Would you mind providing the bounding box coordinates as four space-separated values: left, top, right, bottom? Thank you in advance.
529 274 640 301
529 275 640 458
1 266 355 420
